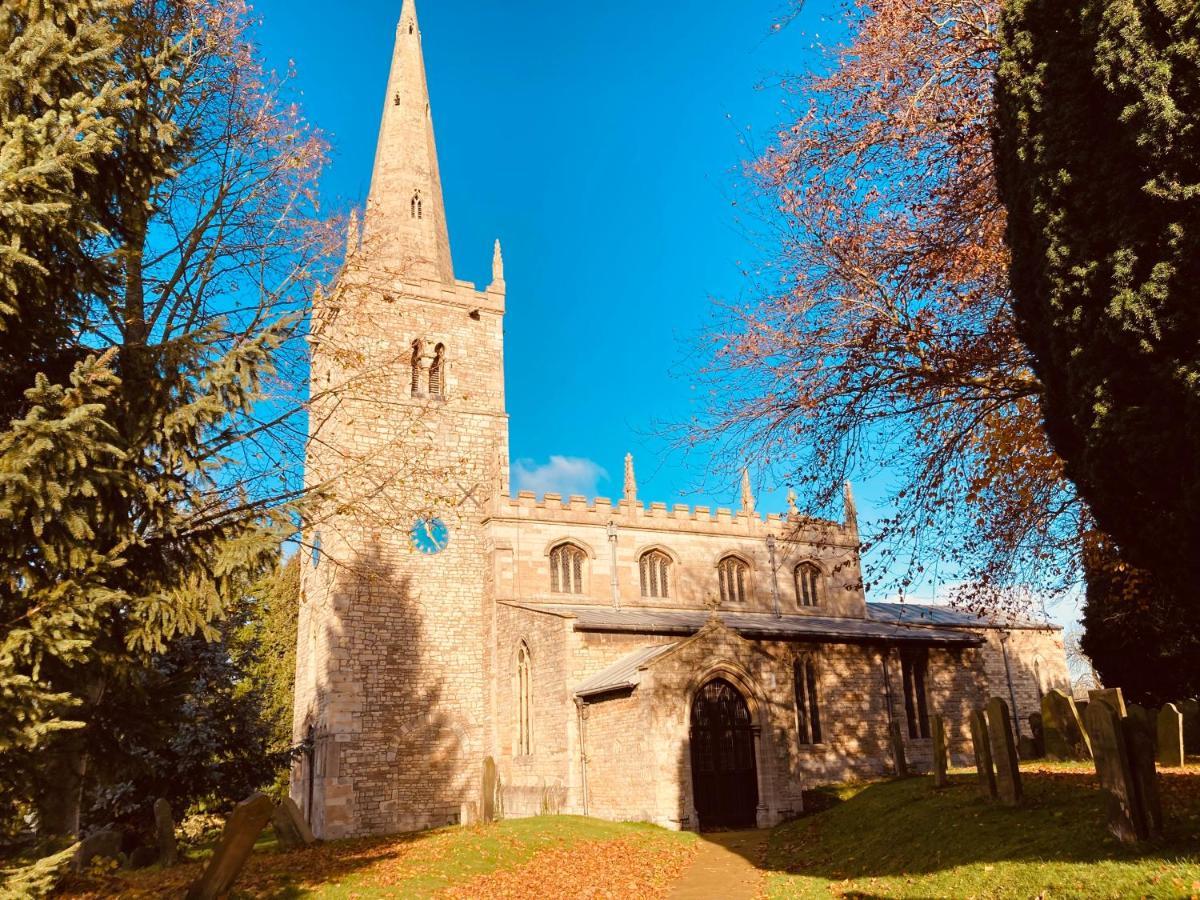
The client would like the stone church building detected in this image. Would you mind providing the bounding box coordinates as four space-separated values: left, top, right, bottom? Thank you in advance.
291 0 1070 839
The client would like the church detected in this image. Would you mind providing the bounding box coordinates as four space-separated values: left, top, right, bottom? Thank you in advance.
290 0 1070 839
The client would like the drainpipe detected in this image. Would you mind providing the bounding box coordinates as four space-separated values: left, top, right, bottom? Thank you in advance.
1000 631 1020 742
575 699 590 816
607 521 620 610
767 535 781 619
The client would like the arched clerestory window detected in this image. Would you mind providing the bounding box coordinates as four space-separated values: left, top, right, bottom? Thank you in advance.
410 192 423 219
793 655 822 744
639 550 671 599
795 562 822 607
429 343 445 397
516 642 533 755
549 543 585 594
718 556 749 605
410 340 423 396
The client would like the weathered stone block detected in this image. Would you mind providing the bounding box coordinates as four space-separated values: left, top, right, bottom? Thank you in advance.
1123 708 1163 838
932 715 948 788
1180 699 1200 753
970 709 997 800
154 798 177 867
1086 702 1145 843
1042 689 1090 761
185 792 273 900
272 797 315 850
1090 688 1127 718
888 720 907 778
986 697 1022 806
481 756 498 823
72 828 122 873
1158 703 1185 768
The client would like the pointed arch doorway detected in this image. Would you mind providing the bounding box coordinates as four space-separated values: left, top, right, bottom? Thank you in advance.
689 678 759 829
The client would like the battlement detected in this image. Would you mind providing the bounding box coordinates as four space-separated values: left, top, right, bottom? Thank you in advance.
486 490 855 545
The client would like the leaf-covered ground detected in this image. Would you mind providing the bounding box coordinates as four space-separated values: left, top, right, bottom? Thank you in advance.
761 761 1200 899
55 816 696 899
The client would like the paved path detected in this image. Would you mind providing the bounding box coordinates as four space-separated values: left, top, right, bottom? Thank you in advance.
669 829 769 900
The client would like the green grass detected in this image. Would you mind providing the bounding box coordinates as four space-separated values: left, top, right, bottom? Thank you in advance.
762 763 1200 899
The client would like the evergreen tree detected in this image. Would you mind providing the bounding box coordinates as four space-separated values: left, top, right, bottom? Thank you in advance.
237 553 301 757
994 0 1200 603
1 0 329 837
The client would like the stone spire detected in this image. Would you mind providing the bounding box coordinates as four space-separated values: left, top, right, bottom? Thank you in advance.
623 453 637 505
843 480 859 535
491 239 505 287
786 488 798 518
739 469 755 516
362 0 455 284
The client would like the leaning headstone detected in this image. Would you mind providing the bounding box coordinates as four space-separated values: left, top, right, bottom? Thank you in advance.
481 756 498 823
71 827 122 872
932 715 948 788
1128 703 1157 753
154 797 177 867
1158 703 1185 767
888 720 908 777
271 797 315 850
1090 688 1127 718
1042 690 1091 760
970 708 998 800
1029 712 1045 758
1180 699 1200 755
185 792 274 900
460 800 479 826
1123 708 1163 838
1086 701 1146 843
987 697 1023 806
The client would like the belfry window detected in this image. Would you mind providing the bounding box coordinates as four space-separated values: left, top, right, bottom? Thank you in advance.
795 562 821 607
516 642 533 755
794 656 822 744
639 550 671 599
429 343 445 397
549 543 585 595
718 556 748 605
410 192 422 219
901 649 931 739
410 340 423 395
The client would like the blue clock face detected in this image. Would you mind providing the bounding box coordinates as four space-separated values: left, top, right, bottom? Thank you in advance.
411 517 450 555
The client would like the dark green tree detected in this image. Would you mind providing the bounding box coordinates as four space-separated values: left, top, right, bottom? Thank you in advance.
993 0 1200 603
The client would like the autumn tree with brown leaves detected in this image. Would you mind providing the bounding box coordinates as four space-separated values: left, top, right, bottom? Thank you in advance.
696 0 1082 609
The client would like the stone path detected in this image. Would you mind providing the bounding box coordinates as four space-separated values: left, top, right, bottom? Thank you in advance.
669 829 769 900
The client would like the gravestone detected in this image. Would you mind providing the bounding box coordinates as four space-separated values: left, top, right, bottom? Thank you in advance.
1127 704 1157 753
481 756 498 823
460 800 479 826
129 845 158 869
1042 690 1091 760
71 827 122 872
1123 709 1163 838
185 792 274 900
1029 712 1045 758
1090 688 1127 718
271 797 315 850
888 720 908 777
1085 702 1146 843
154 798 177 867
970 708 998 800
1158 703 1185 767
1181 699 1200 755
1018 735 1039 760
987 697 1023 806
932 715 948 788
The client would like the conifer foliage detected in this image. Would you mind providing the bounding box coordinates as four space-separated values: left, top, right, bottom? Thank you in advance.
1 0 330 838
994 0 1200 603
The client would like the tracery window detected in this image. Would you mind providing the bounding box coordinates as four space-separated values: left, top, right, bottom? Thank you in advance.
639 550 671 599
410 340 423 395
516 642 532 755
901 649 930 739
429 343 445 397
794 656 822 744
411 192 423 219
549 543 585 594
718 556 748 605
795 562 821 607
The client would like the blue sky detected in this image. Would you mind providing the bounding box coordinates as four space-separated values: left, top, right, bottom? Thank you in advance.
252 0 1080 624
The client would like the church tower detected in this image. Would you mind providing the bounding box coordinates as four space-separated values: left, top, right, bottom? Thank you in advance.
292 0 508 838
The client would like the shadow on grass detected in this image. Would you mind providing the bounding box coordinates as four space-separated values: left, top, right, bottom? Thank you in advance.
757 764 1200 888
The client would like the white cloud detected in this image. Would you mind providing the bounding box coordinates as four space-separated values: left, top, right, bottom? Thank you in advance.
512 456 608 498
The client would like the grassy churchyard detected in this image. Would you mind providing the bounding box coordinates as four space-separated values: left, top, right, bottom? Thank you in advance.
49 761 1200 899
